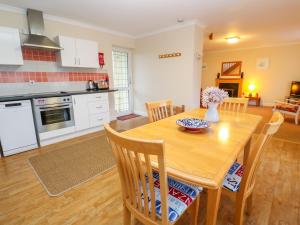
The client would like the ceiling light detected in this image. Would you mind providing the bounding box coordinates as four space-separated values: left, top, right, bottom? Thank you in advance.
177 18 184 23
225 36 240 44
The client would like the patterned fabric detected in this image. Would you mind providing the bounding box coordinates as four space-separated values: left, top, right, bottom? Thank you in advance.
142 172 202 222
275 103 299 113
222 162 244 192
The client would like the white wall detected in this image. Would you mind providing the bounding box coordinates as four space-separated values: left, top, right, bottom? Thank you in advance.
202 44 300 106
133 25 203 115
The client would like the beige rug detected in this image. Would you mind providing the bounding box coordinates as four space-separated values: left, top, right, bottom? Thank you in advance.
29 135 115 196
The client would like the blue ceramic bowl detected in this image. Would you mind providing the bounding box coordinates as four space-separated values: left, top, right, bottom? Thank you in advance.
176 118 209 132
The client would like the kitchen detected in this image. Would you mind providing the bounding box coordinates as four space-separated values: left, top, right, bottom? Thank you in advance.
0 8 121 156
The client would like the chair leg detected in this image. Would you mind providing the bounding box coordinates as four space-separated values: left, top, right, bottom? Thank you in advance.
246 194 253 215
123 205 131 225
234 197 246 225
190 195 200 225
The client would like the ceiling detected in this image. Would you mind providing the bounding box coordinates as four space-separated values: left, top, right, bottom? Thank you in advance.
1 0 300 51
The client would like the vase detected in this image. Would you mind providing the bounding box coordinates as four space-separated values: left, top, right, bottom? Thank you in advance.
204 103 219 122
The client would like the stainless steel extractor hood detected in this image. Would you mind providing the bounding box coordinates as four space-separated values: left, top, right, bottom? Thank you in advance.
23 9 63 50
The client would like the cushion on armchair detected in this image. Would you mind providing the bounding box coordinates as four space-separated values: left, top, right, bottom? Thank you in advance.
275 103 299 113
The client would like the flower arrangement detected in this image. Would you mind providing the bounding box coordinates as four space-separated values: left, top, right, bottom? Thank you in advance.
202 87 228 107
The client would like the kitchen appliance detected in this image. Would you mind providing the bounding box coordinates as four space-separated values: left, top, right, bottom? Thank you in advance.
23 9 63 50
33 96 75 133
97 77 109 90
87 80 97 90
0 100 38 156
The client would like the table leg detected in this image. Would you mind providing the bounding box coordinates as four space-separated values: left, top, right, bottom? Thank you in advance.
206 188 222 225
243 137 251 164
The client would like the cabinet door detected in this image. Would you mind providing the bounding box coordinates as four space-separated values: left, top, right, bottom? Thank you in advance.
89 112 110 128
72 95 90 131
0 27 23 65
75 39 99 68
58 36 77 67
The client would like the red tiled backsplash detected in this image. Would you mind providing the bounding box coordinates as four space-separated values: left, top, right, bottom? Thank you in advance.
22 47 57 62
0 71 108 83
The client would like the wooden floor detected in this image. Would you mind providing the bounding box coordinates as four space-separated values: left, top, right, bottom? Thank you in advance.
0 107 299 225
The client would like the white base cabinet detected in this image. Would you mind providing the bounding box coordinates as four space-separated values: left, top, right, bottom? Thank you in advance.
72 93 110 132
72 94 90 131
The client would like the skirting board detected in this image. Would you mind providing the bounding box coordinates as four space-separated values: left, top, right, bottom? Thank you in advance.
40 126 104 146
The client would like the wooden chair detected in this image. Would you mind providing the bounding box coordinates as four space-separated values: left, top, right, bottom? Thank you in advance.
174 105 185 115
104 124 201 225
219 97 249 113
221 111 284 225
145 100 185 122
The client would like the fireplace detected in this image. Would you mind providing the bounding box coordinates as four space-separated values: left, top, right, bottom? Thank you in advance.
216 78 243 97
219 83 239 97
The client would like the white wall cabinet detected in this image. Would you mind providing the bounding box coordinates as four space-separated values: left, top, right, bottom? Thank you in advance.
58 35 99 68
72 93 109 132
0 27 23 65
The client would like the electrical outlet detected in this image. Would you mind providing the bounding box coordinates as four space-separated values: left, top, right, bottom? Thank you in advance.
29 80 35 85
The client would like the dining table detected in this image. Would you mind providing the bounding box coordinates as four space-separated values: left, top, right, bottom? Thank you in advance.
122 108 262 225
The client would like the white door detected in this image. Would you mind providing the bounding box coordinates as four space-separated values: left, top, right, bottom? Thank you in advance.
72 95 90 131
58 36 77 67
112 48 133 116
76 39 99 68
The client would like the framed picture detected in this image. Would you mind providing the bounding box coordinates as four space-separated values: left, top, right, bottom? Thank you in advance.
256 58 269 70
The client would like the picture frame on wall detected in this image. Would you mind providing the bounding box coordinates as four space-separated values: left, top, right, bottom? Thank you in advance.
256 58 269 70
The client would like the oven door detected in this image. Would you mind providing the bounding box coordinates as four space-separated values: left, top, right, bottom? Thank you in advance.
35 103 75 133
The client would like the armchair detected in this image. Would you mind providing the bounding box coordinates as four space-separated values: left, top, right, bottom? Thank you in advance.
273 99 300 125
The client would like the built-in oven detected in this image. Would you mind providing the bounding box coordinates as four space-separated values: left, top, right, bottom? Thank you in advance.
33 96 75 133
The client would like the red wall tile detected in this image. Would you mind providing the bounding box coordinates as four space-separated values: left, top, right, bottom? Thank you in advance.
21 47 57 62
0 71 108 84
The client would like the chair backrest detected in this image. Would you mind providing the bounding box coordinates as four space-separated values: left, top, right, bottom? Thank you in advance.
239 112 284 195
146 100 174 122
219 97 249 113
104 124 169 224
174 105 185 115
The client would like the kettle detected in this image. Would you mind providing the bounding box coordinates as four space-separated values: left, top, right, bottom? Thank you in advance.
87 80 96 90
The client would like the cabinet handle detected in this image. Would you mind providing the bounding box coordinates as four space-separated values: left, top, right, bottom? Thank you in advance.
98 118 103 121
74 57 77 65
73 98 76 105
78 58 80 65
96 106 102 109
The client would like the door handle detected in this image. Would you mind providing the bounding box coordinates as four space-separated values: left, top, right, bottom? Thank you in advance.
39 104 70 110
5 103 22 107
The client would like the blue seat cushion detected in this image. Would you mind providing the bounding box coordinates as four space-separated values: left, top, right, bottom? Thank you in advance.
142 171 202 222
222 162 244 192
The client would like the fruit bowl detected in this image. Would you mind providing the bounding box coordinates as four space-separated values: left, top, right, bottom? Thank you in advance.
176 118 209 133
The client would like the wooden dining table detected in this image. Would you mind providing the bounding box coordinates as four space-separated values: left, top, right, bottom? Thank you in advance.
122 108 262 225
